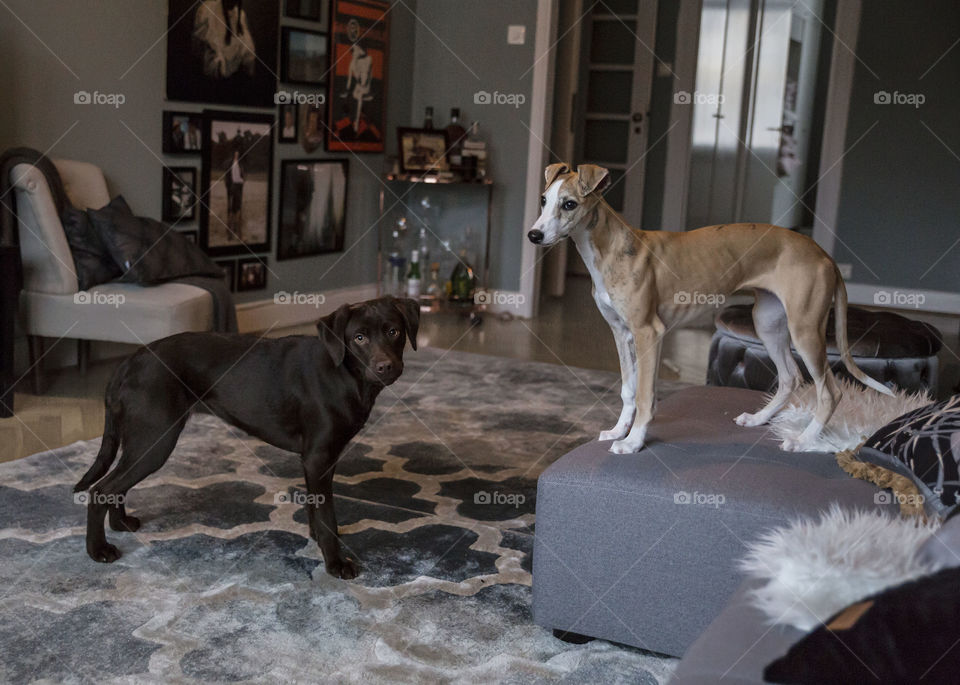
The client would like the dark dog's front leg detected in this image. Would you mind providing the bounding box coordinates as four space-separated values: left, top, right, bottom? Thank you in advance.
303 453 358 579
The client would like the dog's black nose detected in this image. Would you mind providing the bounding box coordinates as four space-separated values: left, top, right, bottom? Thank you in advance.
528 229 544 244
375 360 393 375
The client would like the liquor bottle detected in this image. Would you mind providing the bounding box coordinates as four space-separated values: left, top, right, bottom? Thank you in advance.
423 106 434 130
449 249 476 304
445 108 467 171
406 250 421 299
461 122 488 180
421 262 442 311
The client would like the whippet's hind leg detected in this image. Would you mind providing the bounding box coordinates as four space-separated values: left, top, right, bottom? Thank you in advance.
598 306 637 441
782 312 842 451
735 290 802 427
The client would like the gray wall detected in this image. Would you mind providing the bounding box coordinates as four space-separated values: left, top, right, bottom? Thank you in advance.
408 0 538 292
0 0 417 304
832 0 960 294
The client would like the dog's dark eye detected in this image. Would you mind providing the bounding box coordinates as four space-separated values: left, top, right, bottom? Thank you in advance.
354 334 366 343
540 196 546 208
387 328 399 338
561 199 578 211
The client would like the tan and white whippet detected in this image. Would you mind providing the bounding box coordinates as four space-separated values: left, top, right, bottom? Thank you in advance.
528 163 893 454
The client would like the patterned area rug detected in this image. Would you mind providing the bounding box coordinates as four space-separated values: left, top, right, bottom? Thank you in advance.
0 347 682 683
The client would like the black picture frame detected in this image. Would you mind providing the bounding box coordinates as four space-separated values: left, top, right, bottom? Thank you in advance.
277 159 348 261
200 109 274 257
162 166 197 223
327 0 389 152
281 27 328 85
214 259 237 292
285 0 323 21
278 104 299 142
397 128 450 174
237 257 268 291
165 0 280 107
162 111 203 154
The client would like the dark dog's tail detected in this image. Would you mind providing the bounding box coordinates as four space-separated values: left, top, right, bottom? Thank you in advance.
74 374 124 492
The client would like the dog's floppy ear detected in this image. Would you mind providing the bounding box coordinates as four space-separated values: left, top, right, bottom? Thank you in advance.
544 162 570 189
576 164 611 195
317 303 352 365
393 297 420 351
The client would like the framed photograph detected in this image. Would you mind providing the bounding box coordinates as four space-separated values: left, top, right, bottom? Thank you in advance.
285 0 323 21
180 229 199 244
214 259 236 291
281 28 328 85
299 102 325 153
162 166 197 222
237 257 268 291
163 111 203 153
327 0 389 152
165 0 279 107
397 128 450 174
278 104 299 142
278 159 348 260
200 110 274 256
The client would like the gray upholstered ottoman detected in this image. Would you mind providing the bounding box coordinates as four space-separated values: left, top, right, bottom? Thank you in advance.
532 385 896 657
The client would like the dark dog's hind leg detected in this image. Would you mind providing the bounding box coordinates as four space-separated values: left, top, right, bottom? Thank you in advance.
75 397 122 493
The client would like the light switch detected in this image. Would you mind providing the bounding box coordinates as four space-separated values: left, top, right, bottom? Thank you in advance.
508 25 526 45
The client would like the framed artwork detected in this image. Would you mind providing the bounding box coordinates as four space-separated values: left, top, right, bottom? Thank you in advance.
397 128 449 174
200 110 274 256
180 229 199 244
237 257 268 291
278 159 348 261
162 111 203 153
162 166 197 222
214 259 236 291
278 104 299 142
299 102 325 153
327 0 389 152
285 0 323 21
281 28 328 85
165 0 279 107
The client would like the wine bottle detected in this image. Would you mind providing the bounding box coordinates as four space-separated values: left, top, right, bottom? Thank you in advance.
449 249 476 304
423 106 434 130
445 108 467 171
406 250 422 299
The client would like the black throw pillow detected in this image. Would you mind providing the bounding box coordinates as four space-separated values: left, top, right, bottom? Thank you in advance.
60 206 122 290
88 195 222 284
764 567 960 684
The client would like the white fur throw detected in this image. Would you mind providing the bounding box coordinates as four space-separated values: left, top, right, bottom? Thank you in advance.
740 505 942 631
769 378 931 452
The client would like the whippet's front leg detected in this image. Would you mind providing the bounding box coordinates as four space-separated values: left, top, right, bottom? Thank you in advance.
597 304 637 441
610 323 662 454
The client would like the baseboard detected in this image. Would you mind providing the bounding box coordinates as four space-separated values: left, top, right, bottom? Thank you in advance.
845 282 960 316
236 282 378 333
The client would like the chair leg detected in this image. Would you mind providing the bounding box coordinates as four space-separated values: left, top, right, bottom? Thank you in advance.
27 335 44 395
78 339 90 377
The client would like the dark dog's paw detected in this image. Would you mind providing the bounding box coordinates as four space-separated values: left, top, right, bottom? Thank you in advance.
110 515 141 532
87 543 121 563
326 557 359 580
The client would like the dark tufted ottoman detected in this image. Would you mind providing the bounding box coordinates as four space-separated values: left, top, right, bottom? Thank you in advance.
707 305 942 394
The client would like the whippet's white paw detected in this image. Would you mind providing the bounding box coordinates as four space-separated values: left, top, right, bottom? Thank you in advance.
599 426 630 441
610 438 644 454
734 412 767 428
779 437 805 452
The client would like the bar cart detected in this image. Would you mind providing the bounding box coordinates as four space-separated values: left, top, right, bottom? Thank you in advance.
377 174 493 323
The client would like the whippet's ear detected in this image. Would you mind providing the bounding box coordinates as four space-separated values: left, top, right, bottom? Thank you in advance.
544 163 570 189
317 303 352 365
392 297 420 351
576 164 611 196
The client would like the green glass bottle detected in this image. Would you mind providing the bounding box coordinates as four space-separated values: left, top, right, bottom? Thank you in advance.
449 249 476 303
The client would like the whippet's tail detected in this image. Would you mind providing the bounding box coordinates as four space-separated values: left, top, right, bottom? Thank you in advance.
833 265 895 396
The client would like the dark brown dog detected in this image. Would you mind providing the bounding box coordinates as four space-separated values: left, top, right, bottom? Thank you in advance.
74 296 419 579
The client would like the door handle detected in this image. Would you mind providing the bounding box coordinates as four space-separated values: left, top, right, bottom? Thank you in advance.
766 126 783 132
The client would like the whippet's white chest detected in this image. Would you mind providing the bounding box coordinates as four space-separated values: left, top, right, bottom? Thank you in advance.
572 231 626 325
